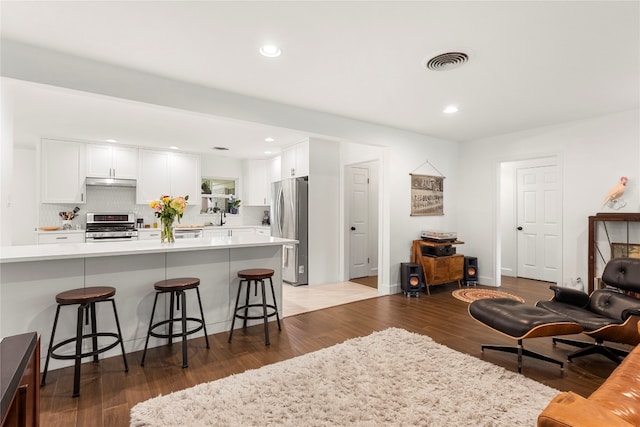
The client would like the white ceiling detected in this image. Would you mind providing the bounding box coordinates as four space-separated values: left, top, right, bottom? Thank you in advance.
2 1 639 157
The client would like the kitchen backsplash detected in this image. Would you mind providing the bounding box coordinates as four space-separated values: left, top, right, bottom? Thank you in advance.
40 186 268 228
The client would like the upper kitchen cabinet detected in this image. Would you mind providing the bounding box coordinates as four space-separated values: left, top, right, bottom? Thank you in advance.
86 144 137 179
281 140 309 179
170 151 201 198
243 159 269 206
40 138 86 204
136 149 201 204
268 156 281 183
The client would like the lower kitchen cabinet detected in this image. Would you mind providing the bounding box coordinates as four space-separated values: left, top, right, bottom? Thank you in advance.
37 232 85 244
203 229 230 238
255 228 270 236
137 229 162 240
203 228 256 238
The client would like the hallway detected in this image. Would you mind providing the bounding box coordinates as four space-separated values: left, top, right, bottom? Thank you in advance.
282 280 379 317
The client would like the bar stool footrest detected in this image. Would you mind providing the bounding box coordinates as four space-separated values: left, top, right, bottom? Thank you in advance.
49 332 122 361
148 318 206 340
234 304 279 321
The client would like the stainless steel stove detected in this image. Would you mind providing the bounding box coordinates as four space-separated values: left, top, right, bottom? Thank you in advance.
85 213 138 242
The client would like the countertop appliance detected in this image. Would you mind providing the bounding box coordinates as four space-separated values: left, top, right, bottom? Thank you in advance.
271 177 308 286
85 212 138 242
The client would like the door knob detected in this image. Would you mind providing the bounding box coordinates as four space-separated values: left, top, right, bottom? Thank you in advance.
517 226 523 231
350 226 356 231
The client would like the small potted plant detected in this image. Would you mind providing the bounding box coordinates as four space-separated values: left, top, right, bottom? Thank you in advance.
230 198 241 214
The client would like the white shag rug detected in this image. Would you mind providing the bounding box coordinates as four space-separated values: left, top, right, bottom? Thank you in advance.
131 328 557 426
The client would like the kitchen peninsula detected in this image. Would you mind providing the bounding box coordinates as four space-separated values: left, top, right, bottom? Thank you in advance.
0 235 294 370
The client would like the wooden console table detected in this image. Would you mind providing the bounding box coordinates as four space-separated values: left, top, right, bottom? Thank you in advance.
1 333 40 427
411 240 465 295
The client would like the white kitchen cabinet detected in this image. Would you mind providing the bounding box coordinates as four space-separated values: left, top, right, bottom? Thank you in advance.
170 152 201 201
137 149 170 204
41 139 86 204
86 144 137 179
231 228 255 236
203 228 256 238
203 228 231 239
243 159 269 206
136 149 200 204
137 229 162 240
255 228 270 236
268 156 281 183
280 146 295 179
280 140 309 179
37 231 85 244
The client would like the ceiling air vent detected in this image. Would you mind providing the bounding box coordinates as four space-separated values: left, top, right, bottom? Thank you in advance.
425 52 469 71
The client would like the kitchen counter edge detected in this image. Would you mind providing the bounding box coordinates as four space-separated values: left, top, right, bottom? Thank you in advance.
0 235 296 264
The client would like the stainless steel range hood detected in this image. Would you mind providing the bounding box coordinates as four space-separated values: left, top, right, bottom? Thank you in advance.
85 177 137 187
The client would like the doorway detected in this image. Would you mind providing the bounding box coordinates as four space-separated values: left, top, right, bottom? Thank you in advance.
500 156 561 283
346 161 379 286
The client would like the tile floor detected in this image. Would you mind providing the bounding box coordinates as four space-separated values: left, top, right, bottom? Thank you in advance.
281 281 379 317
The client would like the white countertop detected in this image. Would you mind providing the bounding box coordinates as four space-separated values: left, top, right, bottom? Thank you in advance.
0 234 296 263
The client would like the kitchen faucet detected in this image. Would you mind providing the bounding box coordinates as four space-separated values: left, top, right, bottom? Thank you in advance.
220 211 226 226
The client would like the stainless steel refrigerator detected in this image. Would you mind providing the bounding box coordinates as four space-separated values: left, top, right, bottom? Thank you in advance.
271 177 308 286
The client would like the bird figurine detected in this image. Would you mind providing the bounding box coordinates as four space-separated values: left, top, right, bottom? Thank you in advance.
602 176 628 207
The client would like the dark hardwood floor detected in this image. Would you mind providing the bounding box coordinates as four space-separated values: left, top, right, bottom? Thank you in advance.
41 277 621 426
349 275 378 289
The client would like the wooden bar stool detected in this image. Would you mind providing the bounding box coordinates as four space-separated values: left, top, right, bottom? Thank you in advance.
228 268 281 345
141 277 209 368
41 286 129 397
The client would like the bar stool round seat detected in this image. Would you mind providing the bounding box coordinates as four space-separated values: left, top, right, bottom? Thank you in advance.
228 268 281 345
41 286 129 397
141 277 209 368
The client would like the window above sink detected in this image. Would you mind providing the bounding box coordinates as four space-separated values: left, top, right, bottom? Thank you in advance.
201 177 238 215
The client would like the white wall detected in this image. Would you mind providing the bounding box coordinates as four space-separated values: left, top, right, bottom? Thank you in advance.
1 82 14 246
200 153 242 180
457 109 640 287
11 147 37 245
308 138 341 285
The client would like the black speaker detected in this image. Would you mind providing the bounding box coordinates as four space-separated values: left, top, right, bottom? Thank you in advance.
464 256 478 286
401 262 424 297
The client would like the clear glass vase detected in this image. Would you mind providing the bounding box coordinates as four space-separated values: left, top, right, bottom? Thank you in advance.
161 217 175 243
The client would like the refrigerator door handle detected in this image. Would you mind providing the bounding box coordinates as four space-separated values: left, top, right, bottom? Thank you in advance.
276 186 284 236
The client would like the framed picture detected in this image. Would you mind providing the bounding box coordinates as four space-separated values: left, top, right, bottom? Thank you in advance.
410 173 444 216
611 243 640 259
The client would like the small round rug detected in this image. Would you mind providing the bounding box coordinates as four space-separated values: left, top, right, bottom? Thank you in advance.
452 288 525 304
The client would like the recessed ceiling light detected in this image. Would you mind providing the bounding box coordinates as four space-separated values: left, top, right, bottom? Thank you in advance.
443 106 459 114
106 139 117 143
212 146 229 151
264 151 272 155
265 137 275 142
169 146 179 150
260 44 282 58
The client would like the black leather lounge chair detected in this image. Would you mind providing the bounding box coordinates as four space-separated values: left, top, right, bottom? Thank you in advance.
469 298 583 372
536 257 640 363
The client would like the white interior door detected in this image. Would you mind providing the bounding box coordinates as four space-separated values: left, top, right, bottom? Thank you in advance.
516 165 559 281
347 166 369 279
